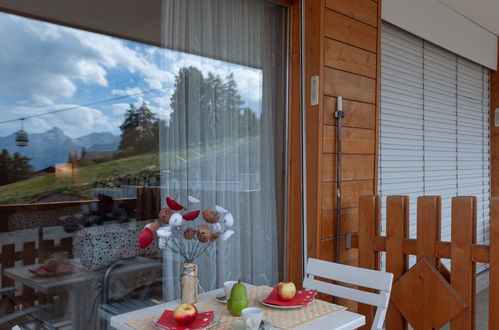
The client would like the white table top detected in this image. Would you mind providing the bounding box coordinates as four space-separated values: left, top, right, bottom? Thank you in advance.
110 284 365 330
4 257 161 294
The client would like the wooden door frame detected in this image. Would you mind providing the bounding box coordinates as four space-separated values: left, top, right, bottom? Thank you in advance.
283 0 304 285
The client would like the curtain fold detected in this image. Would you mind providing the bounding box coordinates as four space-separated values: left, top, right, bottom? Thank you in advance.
159 0 287 301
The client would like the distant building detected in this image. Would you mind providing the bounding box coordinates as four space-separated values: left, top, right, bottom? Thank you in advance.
55 163 73 177
33 166 55 176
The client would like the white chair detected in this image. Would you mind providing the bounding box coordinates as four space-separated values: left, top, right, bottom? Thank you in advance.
303 258 394 330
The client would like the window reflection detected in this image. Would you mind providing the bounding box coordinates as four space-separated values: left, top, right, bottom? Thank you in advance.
0 0 287 328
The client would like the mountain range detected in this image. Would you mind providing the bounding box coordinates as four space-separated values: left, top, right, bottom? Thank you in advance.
0 127 120 171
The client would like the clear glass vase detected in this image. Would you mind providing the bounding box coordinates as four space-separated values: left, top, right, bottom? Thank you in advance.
181 262 198 303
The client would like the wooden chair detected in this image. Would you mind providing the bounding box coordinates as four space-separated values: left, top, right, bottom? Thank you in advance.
303 258 393 330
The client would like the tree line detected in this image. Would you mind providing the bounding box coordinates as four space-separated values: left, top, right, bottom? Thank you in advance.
118 66 258 154
0 149 32 186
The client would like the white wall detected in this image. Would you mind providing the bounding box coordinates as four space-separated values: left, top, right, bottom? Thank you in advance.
382 0 498 70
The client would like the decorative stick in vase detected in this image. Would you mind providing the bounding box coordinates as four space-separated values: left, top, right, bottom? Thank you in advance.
138 196 235 303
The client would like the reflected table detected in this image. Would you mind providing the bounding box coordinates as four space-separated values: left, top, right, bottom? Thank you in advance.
4 257 160 294
4 257 162 329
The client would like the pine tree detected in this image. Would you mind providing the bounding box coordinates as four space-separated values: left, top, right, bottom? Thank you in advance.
12 152 32 182
0 149 13 186
168 66 259 150
118 101 159 154
0 149 32 186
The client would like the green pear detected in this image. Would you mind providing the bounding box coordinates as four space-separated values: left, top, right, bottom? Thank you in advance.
227 280 248 316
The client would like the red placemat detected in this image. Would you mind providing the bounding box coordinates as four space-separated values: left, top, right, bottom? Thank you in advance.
154 310 213 330
262 287 317 307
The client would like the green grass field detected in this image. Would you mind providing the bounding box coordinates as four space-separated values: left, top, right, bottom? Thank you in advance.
0 153 159 205
0 136 253 205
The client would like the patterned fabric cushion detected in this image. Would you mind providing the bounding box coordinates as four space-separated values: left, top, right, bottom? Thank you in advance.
8 206 81 231
73 220 157 270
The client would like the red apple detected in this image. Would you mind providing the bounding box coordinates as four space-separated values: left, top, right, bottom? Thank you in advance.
173 303 198 325
276 282 296 301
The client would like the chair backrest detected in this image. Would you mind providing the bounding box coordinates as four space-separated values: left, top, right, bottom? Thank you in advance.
303 258 393 330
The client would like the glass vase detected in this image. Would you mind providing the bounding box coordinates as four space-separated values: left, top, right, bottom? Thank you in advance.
181 262 198 303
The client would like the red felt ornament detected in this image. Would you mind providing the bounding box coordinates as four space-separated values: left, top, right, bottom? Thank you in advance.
139 227 154 249
166 197 184 211
182 210 200 221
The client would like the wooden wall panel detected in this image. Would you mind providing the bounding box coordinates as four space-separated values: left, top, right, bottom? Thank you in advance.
321 208 359 239
322 180 374 210
324 68 376 103
309 0 381 321
325 39 376 78
324 9 377 52
322 154 375 182
323 126 375 154
324 96 376 129
304 0 325 263
324 0 377 27
320 236 358 264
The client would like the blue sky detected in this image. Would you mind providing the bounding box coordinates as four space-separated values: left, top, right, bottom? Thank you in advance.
0 12 262 138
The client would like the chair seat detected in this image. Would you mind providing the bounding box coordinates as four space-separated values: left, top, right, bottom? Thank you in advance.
296 310 365 330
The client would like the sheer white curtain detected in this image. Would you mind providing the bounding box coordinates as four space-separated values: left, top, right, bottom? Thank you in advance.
159 0 288 301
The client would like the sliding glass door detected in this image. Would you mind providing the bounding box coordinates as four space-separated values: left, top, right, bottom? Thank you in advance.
159 0 289 300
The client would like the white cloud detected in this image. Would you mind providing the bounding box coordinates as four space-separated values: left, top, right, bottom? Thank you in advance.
112 103 131 117
111 87 143 97
2 104 119 138
75 60 108 87
0 13 173 106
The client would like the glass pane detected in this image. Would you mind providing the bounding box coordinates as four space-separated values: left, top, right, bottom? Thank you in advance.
0 0 288 328
158 0 289 304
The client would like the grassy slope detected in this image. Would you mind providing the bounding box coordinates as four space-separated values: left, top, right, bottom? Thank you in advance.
0 136 252 205
0 153 159 205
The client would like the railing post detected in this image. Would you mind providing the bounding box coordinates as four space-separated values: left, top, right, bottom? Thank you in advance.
450 196 476 330
416 196 441 329
416 196 441 266
385 196 409 330
358 195 380 329
21 241 36 307
490 198 499 329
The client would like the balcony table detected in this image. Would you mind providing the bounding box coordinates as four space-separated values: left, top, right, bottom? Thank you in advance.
110 283 365 330
4 257 161 329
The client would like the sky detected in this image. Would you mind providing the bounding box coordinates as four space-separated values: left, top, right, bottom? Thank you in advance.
0 12 263 138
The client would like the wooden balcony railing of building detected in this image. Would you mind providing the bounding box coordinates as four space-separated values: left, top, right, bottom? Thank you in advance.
0 198 138 232
0 189 162 319
354 195 498 330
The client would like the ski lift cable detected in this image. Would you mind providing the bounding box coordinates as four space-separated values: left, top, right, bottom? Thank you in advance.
0 87 165 125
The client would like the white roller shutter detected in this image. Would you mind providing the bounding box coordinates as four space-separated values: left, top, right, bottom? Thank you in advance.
379 23 490 273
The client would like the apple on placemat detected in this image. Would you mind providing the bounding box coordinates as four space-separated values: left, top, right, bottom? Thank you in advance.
154 307 213 330
173 304 198 325
276 282 296 301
